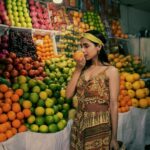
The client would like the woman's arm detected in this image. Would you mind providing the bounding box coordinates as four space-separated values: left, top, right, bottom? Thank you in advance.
107 66 120 144
66 57 86 99
66 68 82 99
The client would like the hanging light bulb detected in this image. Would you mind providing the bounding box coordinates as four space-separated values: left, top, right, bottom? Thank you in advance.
53 0 63 4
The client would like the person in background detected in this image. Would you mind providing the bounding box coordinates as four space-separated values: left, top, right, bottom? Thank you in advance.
66 30 119 150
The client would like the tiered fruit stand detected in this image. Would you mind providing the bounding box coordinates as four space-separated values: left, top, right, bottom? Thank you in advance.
0 0 150 150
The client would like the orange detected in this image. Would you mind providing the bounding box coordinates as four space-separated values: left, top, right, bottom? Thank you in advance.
0 124 7 133
11 127 17 135
18 125 27 133
15 89 23 96
0 107 3 115
0 84 9 93
4 121 11 130
16 112 24 120
5 130 13 139
0 92 4 99
2 103 11 113
4 90 13 98
0 114 8 123
12 119 21 128
12 103 21 113
0 133 7 142
139 98 148 108
120 100 126 107
5 98 12 105
11 94 20 102
7 111 16 121
73 51 84 61
22 109 31 118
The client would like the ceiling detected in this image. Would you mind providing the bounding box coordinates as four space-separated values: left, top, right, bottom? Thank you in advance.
120 0 150 12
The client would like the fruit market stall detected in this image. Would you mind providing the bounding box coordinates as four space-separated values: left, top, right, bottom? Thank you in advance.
0 0 150 149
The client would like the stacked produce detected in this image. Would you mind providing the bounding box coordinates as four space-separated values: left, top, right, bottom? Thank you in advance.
69 11 89 33
0 0 11 26
33 33 56 61
6 0 32 28
111 19 128 39
118 72 150 113
0 32 9 52
56 28 80 57
29 0 51 30
9 28 36 58
83 11 106 36
108 53 148 75
0 83 28 142
0 52 46 82
48 3 69 30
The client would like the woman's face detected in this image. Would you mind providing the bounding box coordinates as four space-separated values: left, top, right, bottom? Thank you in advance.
80 38 100 60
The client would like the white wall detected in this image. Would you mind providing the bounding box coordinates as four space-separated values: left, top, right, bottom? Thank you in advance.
120 5 150 35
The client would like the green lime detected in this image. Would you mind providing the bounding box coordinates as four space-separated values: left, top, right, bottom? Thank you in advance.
30 124 39 132
57 120 66 131
49 84 57 91
30 93 39 104
39 91 48 100
37 99 45 107
20 83 29 92
45 115 54 125
53 114 60 123
63 103 70 111
35 116 45 126
48 124 58 133
45 108 55 116
12 83 20 90
53 105 59 113
62 109 68 119
22 92 30 99
45 98 54 108
39 125 48 133
58 97 65 104
53 91 60 98
17 75 27 84
35 106 45 116
45 89 53 97
28 79 37 88
32 86 41 93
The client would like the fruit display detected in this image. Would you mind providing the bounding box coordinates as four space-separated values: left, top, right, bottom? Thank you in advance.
6 0 32 28
32 33 56 61
56 28 80 57
9 28 36 58
111 19 128 39
83 11 106 36
0 83 28 142
0 31 9 52
69 11 89 33
118 72 150 113
108 53 148 75
0 0 11 26
0 52 46 82
29 0 52 30
48 3 69 30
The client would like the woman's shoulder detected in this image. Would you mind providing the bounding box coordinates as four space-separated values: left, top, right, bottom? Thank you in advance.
106 66 119 77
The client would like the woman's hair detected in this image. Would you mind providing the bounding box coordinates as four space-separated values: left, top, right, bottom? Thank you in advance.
83 30 109 68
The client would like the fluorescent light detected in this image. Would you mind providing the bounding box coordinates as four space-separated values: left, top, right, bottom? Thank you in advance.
53 0 63 4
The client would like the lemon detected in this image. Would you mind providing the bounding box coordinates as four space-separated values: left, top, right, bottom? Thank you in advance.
39 125 48 133
30 124 39 132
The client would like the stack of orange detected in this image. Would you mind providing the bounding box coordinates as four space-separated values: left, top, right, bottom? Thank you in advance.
0 84 31 142
111 20 128 39
69 11 89 33
33 34 56 61
118 72 150 113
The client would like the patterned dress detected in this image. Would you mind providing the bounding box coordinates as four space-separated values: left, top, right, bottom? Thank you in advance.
70 68 112 150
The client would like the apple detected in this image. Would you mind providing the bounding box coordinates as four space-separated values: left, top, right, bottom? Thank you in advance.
27 22 32 28
15 22 21 27
21 22 27 27
18 11 24 17
26 17 31 23
12 6 17 11
17 6 23 11
19 16 25 22
13 11 18 17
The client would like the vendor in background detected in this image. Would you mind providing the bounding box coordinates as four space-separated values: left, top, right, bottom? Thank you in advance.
66 30 119 150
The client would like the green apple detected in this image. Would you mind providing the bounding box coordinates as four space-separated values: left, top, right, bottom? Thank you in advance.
7 4 12 9
19 16 25 22
11 20 15 26
12 1 16 7
26 17 31 23
22 4 27 8
27 22 32 28
12 6 17 11
21 22 27 27
13 11 18 17
17 1 21 6
24 13 29 18
17 6 23 11
15 22 21 27
22 0 27 3
14 17 19 22
18 11 24 17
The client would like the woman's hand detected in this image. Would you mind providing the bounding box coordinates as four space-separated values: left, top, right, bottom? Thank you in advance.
110 139 119 150
75 56 86 71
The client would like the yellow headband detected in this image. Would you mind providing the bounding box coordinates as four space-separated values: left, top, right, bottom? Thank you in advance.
82 33 104 46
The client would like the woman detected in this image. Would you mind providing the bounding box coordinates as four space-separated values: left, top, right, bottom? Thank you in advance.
66 30 119 150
